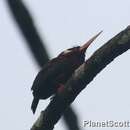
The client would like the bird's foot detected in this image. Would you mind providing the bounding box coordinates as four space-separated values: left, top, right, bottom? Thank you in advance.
50 84 65 101
57 83 65 93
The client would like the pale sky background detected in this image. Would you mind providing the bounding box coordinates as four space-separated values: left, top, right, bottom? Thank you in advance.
0 0 130 130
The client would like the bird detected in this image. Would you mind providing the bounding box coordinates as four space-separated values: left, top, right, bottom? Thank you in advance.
31 31 102 114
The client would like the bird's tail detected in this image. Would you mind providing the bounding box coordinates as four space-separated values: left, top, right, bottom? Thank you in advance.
31 97 39 114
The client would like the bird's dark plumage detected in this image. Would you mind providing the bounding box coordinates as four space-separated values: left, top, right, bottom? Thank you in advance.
31 31 102 114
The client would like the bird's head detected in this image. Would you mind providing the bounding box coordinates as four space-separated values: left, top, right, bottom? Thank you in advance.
58 31 102 60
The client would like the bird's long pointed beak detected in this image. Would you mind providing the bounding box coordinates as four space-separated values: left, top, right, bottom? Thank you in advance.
80 31 103 52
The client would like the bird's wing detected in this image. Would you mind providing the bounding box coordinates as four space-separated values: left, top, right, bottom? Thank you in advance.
31 57 70 91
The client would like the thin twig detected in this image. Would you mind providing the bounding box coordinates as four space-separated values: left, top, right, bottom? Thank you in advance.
7 0 49 66
6 0 80 130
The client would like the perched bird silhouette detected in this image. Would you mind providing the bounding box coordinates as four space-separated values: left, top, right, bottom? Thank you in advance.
31 31 102 114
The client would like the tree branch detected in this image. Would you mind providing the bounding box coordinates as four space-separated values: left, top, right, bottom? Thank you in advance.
7 0 49 66
6 0 80 129
31 26 130 130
